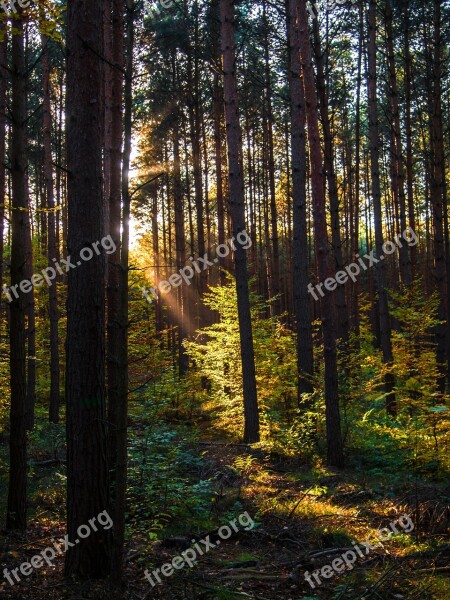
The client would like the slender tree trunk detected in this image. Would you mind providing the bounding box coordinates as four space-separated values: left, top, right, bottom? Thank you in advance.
298 0 343 467
42 31 60 424
429 0 448 392
352 1 363 338
187 11 205 329
0 30 7 325
107 0 127 583
111 0 134 581
385 0 410 287
172 67 188 373
284 119 293 323
312 16 349 343
287 0 314 401
104 0 112 224
263 0 281 315
7 9 28 532
403 0 417 281
367 0 396 416
24 203 35 430
212 0 226 284
107 0 124 491
152 191 163 343
245 117 257 275
220 0 259 443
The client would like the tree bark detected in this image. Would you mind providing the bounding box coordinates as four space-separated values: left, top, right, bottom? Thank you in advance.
311 16 349 344
351 1 363 338
212 0 226 284
429 0 448 392
7 9 28 532
263 0 281 315
367 0 396 416
287 0 314 401
65 0 111 577
402 0 417 281
172 57 188 373
220 0 260 443
25 202 36 430
41 30 60 424
298 0 344 467
0 30 7 325
111 0 134 581
385 0 410 287
107 0 124 501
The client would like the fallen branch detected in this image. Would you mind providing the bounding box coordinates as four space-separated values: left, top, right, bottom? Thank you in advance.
288 486 315 518
308 546 361 559
222 572 286 581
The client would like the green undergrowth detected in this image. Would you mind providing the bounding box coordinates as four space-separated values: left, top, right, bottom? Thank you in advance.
127 382 249 545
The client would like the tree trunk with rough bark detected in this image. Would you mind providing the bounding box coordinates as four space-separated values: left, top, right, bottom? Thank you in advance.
0 30 7 325
312 16 349 344
111 0 134 581
385 0 410 287
41 29 60 424
65 0 112 577
298 0 344 467
367 0 396 416
7 9 28 532
287 0 314 401
220 0 260 443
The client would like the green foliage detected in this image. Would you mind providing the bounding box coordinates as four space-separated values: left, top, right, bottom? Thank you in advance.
127 418 215 538
28 418 65 461
342 284 450 476
184 276 316 455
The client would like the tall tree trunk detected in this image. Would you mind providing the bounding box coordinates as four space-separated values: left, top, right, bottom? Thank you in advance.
111 0 134 581
25 204 35 430
7 9 28 532
212 0 226 284
103 0 113 222
367 0 396 416
385 0 410 287
0 30 7 324
287 0 313 401
403 0 417 281
187 7 206 329
263 0 281 315
65 0 111 577
311 16 349 343
429 0 448 392
352 1 363 338
152 191 164 343
41 31 60 424
107 0 124 506
172 67 188 373
220 0 259 443
298 0 344 467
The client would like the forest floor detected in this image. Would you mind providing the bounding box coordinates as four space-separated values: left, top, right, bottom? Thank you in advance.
0 406 449 600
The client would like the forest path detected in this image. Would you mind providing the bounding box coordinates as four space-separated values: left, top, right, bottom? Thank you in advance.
0 420 449 599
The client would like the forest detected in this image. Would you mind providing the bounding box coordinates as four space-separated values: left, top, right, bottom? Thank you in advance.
0 0 449 598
